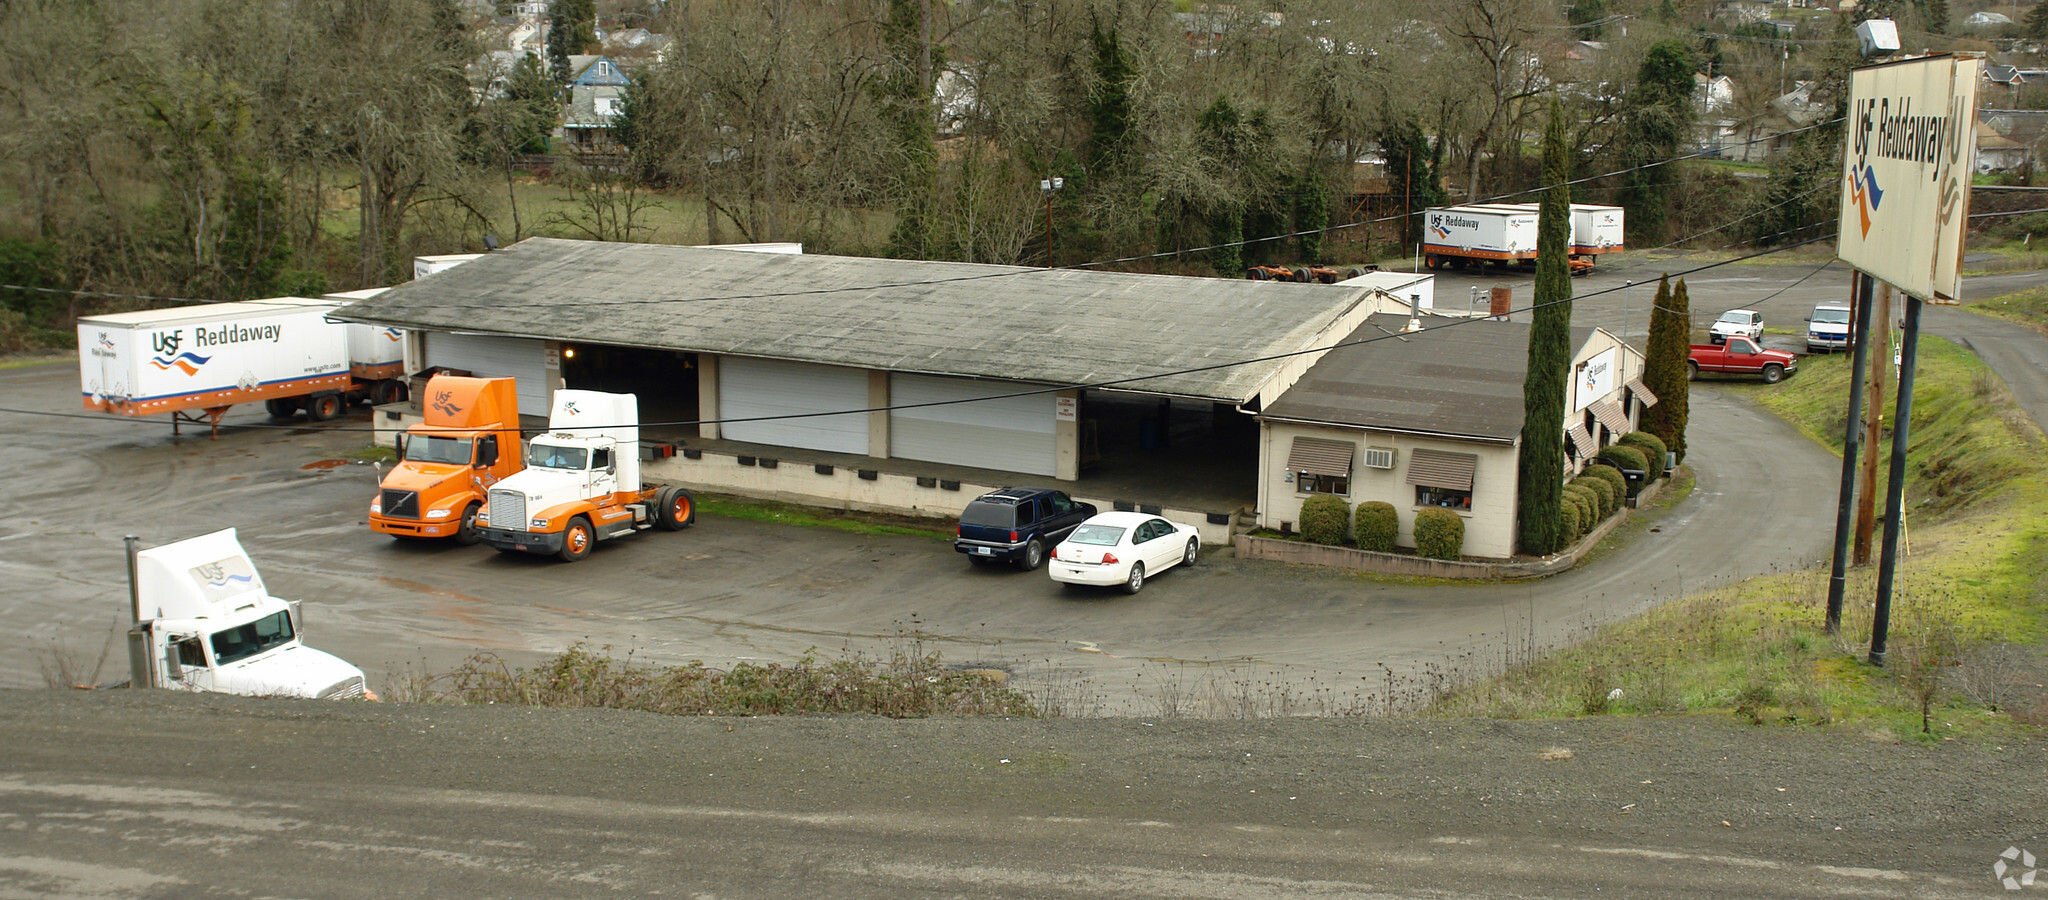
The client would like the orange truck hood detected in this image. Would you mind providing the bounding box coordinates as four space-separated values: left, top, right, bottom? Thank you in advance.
382 461 469 493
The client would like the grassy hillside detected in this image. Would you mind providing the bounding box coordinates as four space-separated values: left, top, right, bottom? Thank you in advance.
1431 338 2048 739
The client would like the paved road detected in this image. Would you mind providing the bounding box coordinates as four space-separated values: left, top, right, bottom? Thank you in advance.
0 360 1836 714
0 690 2035 899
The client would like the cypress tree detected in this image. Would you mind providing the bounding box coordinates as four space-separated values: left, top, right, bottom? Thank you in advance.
1642 276 1692 463
1516 98 1573 556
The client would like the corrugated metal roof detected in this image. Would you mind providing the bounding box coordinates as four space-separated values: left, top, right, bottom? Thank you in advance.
331 237 1377 404
1285 436 1354 476
1589 398 1631 434
1625 376 1657 407
1259 313 1595 442
1406 448 1478 490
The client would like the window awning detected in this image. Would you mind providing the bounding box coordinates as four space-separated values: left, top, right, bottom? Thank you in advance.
1286 436 1355 477
1626 376 1658 407
1567 424 1598 458
1406 448 1478 491
1589 398 1631 435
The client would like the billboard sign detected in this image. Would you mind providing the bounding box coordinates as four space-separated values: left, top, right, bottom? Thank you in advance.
1838 54 1980 304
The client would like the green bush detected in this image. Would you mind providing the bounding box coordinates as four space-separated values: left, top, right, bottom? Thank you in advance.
1561 495 1583 544
1414 507 1465 560
1581 464 1627 513
1617 432 1668 479
1594 444 1649 495
1354 501 1399 552
1561 484 1598 532
1576 475 1616 519
1298 493 1350 546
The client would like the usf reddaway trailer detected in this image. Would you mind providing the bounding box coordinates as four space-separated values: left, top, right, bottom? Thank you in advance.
77 297 408 436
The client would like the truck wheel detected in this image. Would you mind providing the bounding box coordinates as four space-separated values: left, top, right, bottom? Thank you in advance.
1020 537 1045 571
558 516 594 562
1345 267 1367 280
369 380 403 406
454 503 482 545
654 487 694 531
264 398 300 419
1424 254 1439 269
307 393 343 422
1686 360 1699 381
1762 363 1784 384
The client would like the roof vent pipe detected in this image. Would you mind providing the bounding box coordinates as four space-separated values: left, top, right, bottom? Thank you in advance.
1403 293 1424 332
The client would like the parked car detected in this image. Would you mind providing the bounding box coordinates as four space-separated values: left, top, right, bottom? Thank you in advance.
1049 511 1200 594
954 487 1096 570
1708 308 1764 345
1689 336 1798 383
1805 303 1852 353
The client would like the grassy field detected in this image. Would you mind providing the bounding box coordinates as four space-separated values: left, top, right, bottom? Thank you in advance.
1430 335 2048 739
1966 283 2048 332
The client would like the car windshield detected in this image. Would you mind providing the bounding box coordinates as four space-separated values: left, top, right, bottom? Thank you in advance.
1812 308 1850 324
1068 524 1125 546
529 444 588 469
210 610 294 666
404 435 472 465
1717 312 1750 324
959 501 1018 528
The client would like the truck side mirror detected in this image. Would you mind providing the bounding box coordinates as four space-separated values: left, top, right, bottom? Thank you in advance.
394 433 408 459
477 436 498 467
289 600 303 633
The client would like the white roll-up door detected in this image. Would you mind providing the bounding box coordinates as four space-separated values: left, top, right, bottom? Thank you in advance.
422 333 550 412
890 374 1056 476
719 357 870 454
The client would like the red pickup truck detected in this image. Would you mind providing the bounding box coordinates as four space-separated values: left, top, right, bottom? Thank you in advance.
1688 336 1797 383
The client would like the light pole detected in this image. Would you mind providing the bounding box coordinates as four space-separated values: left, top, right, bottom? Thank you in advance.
1040 176 1063 266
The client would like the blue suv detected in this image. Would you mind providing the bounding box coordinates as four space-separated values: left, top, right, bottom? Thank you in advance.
954 487 1096 570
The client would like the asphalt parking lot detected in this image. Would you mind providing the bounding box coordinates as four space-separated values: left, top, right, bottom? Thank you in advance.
2 356 1842 713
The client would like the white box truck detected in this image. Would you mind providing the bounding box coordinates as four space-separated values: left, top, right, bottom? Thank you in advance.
125 529 370 700
474 390 696 561
77 297 410 436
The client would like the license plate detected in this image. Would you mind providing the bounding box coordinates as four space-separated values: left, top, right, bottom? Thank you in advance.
976 547 992 555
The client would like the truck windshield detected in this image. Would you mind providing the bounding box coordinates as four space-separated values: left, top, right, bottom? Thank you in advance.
1812 308 1850 324
210 610 295 665
404 435 473 465
529 444 588 469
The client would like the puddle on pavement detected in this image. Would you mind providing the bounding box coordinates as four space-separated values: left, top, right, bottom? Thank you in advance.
300 458 352 470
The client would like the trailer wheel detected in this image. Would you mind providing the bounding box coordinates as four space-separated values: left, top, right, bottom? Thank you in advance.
558 516 594 562
654 487 695 531
307 393 343 422
454 502 482 545
370 380 405 406
264 398 301 419
1345 267 1367 280
1246 267 1269 281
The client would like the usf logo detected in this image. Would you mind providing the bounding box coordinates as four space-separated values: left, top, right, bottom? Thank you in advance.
430 389 462 418
148 329 211 376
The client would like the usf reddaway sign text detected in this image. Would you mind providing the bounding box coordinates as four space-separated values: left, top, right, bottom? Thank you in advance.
1836 54 1980 303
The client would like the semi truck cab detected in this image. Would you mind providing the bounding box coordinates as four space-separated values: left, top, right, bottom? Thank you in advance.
370 375 523 542
474 391 694 561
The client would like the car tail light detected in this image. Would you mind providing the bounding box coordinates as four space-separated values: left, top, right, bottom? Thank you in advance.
1009 530 1020 542
1102 552 1118 565
955 524 962 537
1050 546 1059 559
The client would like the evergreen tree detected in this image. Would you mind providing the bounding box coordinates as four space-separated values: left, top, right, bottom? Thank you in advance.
1618 41 1696 242
2028 0 2048 38
1375 115 1445 251
1516 98 1574 556
1087 19 1137 178
882 0 941 259
1642 277 1692 463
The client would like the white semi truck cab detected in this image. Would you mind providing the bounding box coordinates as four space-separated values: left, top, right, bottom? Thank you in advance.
125 529 369 699
475 390 695 561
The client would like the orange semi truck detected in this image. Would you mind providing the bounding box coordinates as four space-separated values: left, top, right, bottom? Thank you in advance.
368 375 524 543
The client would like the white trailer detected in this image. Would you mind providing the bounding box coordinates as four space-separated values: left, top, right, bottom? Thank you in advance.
1568 204 1625 256
125 529 369 700
77 297 410 435
1420 204 1538 269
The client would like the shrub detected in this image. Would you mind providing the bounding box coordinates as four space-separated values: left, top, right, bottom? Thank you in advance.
1617 431 1668 479
1561 484 1598 532
1354 501 1399 552
1594 444 1649 495
1581 464 1628 513
1560 496 1583 544
1414 507 1465 560
1577 475 1616 519
1298 493 1350 545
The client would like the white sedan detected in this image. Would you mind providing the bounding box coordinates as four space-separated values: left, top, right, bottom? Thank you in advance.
1049 511 1200 594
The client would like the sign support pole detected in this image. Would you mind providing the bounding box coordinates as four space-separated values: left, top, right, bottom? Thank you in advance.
1824 270 1877 634
1869 293 1923 666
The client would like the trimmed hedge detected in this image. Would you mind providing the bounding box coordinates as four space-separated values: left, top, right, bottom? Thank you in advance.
1561 495 1584 544
1298 494 1350 546
1577 475 1616 519
1414 507 1465 560
1354 501 1399 552
1617 431 1668 480
1581 464 1627 514
1594 444 1649 495
1561 484 1598 532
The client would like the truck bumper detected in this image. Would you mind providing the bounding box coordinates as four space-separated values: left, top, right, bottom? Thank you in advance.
369 515 457 539
476 526 565 555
